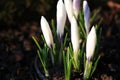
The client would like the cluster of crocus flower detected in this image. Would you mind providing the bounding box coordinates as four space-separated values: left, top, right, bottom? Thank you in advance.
40 0 81 66
64 0 80 66
39 0 97 79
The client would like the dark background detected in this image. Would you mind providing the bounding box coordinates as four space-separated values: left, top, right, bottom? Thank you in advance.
0 0 120 80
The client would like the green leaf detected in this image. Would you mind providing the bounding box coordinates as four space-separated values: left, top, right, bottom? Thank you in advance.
79 21 87 39
37 50 49 76
63 33 68 47
84 52 86 69
51 19 56 35
91 55 101 77
32 36 42 51
90 9 101 25
63 47 71 80
84 61 93 80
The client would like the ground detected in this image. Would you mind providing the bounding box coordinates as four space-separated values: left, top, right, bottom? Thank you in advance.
0 0 120 80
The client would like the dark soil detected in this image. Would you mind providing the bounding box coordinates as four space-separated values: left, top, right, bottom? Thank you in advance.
0 0 120 80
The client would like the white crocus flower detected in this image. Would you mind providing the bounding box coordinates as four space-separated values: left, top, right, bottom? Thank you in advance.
71 16 79 62
83 0 90 34
57 0 66 39
86 26 96 61
40 16 54 48
64 0 73 22
73 0 80 18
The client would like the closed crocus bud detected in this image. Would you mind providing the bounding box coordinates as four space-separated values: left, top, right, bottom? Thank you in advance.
64 0 73 22
71 16 79 62
86 26 96 61
41 16 54 48
73 0 80 18
83 0 90 34
57 0 66 39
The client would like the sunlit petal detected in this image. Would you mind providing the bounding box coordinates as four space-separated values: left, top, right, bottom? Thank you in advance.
83 0 90 34
86 26 96 60
73 0 80 18
41 16 54 48
64 0 73 22
57 0 66 38
71 16 79 61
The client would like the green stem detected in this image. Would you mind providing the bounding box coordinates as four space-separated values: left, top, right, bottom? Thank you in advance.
84 60 92 80
50 48 54 66
37 50 49 77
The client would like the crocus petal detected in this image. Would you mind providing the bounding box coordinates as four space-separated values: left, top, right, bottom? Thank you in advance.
73 0 80 18
83 0 90 34
71 16 79 61
41 16 54 48
86 26 96 60
57 0 66 38
64 0 73 22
